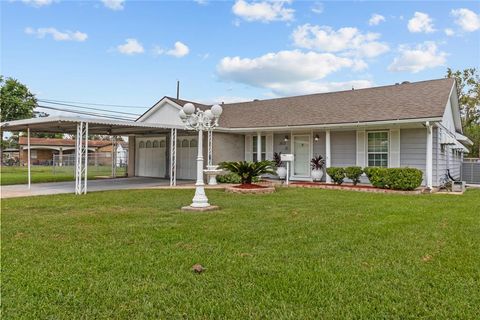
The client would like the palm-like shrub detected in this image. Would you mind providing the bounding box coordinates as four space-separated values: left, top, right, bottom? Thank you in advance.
273 152 283 168
219 161 276 184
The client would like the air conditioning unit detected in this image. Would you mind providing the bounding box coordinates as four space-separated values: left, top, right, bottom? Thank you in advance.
452 181 466 193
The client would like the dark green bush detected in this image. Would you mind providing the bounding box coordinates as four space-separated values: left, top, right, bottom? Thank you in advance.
384 168 423 190
216 172 260 184
326 167 345 185
364 167 423 190
364 167 388 188
345 166 363 185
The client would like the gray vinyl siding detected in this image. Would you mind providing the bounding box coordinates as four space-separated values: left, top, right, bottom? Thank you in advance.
274 133 291 154
400 128 427 185
331 131 356 167
433 127 463 186
212 133 245 163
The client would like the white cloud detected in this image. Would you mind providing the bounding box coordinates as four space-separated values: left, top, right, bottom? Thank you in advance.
232 0 294 23
101 0 124 10
444 28 455 36
117 38 144 55
369 14 385 26
311 2 323 14
153 41 190 58
194 0 208 5
292 24 389 58
20 0 54 7
217 50 368 95
451 8 480 32
25 27 88 41
407 12 435 33
166 41 190 57
388 41 447 73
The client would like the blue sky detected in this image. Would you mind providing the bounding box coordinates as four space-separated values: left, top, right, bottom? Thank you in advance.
2 0 480 117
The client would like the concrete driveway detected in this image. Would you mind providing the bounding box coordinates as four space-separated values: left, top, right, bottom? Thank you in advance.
1 177 190 199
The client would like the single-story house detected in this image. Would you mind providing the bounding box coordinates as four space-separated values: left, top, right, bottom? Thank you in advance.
18 137 112 165
129 78 471 188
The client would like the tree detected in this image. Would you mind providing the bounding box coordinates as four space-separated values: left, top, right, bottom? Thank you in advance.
446 68 480 157
1 76 38 161
0 76 37 122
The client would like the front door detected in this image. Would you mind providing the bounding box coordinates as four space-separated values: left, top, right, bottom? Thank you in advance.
293 135 310 177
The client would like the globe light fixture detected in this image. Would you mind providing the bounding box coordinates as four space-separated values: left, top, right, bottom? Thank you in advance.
179 103 223 211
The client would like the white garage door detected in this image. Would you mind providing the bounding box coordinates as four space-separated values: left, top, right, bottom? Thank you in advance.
135 137 166 177
177 136 197 180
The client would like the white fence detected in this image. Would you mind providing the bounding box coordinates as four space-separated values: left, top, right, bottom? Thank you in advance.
52 152 128 177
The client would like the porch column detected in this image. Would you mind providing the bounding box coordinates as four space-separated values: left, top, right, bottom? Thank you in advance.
325 129 331 183
27 127 31 189
59 147 63 167
170 128 177 186
256 132 261 162
426 122 433 188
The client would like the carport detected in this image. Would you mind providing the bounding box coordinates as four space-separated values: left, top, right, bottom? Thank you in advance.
1 116 183 194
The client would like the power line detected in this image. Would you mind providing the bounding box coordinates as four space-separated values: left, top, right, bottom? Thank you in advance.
38 98 147 109
37 105 137 121
39 100 141 116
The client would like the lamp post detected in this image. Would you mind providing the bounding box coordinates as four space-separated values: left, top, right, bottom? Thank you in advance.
179 102 223 210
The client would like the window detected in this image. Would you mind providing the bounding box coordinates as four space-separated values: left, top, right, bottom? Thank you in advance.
30 150 38 159
153 140 159 148
139 141 145 148
367 131 389 167
252 136 266 162
159 140 166 148
146 140 152 148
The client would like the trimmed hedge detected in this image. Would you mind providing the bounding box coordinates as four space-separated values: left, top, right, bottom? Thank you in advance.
364 167 423 191
345 166 363 185
326 167 345 185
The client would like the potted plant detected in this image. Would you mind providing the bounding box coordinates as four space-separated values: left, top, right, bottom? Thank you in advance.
310 155 325 181
273 152 287 179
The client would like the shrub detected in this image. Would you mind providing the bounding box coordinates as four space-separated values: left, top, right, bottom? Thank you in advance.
217 173 259 184
364 167 423 190
384 168 423 191
345 166 363 185
364 167 388 188
218 161 276 184
326 167 345 185
273 152 283 168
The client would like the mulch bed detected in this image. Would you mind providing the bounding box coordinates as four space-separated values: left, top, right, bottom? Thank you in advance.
232 184 268 189
289 182 422 194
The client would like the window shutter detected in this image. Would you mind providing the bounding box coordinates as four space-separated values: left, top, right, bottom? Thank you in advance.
266 134 273 160
356 130 366 167
245 135 252 161
390 129 400 167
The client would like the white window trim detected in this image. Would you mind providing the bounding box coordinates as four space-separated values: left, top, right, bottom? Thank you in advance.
252 135 267 161
367 130 389 168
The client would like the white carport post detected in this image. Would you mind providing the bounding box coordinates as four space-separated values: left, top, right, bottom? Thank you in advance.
325 129 331 183
111 136 117 178
74 121 89 195
170 128 177 186
27 127 31 189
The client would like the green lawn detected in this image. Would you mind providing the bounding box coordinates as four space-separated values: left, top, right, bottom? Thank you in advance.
0 165 126 185
2 188 479 319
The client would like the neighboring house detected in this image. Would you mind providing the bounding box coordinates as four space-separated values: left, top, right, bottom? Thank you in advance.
130 78 472 187
18 137 111 165
98 141 129 167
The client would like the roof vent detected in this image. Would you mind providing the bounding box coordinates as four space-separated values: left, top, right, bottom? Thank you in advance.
401 81 410 84
253 99 260 101
395 82 400 85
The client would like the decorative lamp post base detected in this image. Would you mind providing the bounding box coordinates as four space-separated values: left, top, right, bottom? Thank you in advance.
181 205 220 212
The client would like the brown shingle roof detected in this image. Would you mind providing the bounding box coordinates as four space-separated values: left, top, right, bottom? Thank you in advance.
168 78 454 128
18 137 112 147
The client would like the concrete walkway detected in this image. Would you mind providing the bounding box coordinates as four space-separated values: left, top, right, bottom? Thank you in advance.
0 177 194 199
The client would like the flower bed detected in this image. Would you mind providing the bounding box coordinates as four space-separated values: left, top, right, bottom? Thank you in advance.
225 183 275 194
289 182 422 194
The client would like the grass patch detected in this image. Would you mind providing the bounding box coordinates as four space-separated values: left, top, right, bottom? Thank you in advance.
1 165 126 185
2 188 479 318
